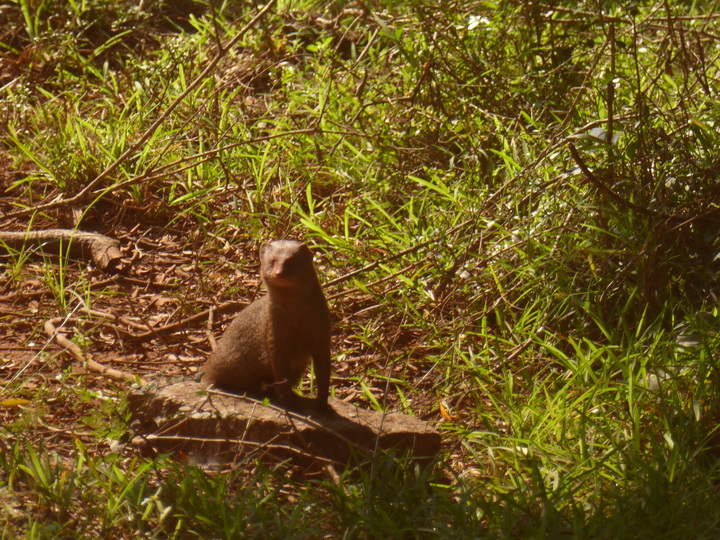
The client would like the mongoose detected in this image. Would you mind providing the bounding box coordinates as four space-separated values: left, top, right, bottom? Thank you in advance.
202 240 331 413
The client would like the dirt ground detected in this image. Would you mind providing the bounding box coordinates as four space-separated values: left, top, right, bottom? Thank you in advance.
0 202 427 448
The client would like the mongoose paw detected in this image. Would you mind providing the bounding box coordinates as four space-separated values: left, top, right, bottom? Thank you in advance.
312 398 331 416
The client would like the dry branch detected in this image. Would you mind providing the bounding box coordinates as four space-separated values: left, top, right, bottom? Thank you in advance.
568 143 662 218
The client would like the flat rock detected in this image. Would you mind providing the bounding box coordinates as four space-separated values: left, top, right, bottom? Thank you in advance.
128 381 441 466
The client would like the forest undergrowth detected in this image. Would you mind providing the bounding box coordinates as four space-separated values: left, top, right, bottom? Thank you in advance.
2 0 720 537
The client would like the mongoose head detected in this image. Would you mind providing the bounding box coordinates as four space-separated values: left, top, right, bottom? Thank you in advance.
260 240 317 290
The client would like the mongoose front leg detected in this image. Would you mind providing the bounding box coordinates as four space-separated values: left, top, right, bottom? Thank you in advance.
313 346 331 413
266 338 298 410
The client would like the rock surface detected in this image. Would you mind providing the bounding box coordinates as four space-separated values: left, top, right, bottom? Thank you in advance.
128 381 441 466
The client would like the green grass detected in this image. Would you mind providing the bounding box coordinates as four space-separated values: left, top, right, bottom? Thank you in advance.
3 0 720 537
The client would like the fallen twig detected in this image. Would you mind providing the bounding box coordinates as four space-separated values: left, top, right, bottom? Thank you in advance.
44 318 144 384
126 300 245 342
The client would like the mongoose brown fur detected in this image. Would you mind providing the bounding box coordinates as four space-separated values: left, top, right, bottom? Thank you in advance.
201 240 331 412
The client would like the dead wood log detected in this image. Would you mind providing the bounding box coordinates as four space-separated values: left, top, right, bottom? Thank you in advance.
0 229 122 271
128 381 441 467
